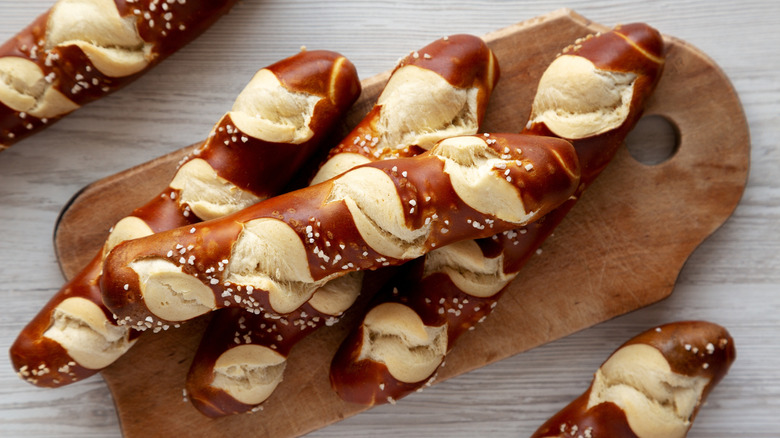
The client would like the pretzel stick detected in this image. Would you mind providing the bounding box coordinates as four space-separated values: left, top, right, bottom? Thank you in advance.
530 321 736 438
10 49 360 387
99 131 580 339
329 23 666 405
0 0 238 150
183 34 500 417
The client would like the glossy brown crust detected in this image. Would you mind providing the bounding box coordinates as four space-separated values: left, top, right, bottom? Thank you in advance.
321 34 500 161
529 321 736 438
329 23 666 406
329 258 495 405
484 23 665 273
532 23 665 182
499 23 665 276
186 308 256 417
184 35 501 417
531 391 641 438
624 321 736 397
9 194 195 388
330 317 433 406
9 50 361 387
0 0 238 150
10 252 108 387
99 133 579 327
180 50 361 198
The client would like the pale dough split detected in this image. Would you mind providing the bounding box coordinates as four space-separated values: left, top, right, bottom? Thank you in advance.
529 55 637 140
43 297 135 369
212 344 287 405
587 344 710 438
358 302 447 383
422 239 514 298
47 0 152 77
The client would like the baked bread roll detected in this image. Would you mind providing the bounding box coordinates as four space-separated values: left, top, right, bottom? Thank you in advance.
329 23 665 405
183 34 500 417
530 321 736 438
10 49 360 387
99 132 580 331
0 0 237 150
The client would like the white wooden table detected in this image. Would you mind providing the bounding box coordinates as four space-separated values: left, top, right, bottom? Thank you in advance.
1 1 778 436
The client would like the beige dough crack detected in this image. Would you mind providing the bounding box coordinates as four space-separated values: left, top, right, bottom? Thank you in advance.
423 240 514 298
358 302 447 383
46 0 152 77
0 0 154 119
212 345 287 405
528 54 637 139
43 297 135 369
587 344 711 438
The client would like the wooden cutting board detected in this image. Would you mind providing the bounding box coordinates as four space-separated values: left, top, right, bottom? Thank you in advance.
53 9 750 438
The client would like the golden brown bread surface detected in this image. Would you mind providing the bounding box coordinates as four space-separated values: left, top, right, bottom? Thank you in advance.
184 34 501 417
530 321 736 438
329 22 666 406
0 0 238 150
9 49 360 387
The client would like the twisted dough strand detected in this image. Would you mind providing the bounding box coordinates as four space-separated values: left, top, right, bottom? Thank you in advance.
184 34 500 417
99 132 580 330
0 0 238 150
10 49 360 387
530 321 735 438
329 23 666 406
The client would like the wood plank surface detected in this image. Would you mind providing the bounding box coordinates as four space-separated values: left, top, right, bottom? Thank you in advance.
50 9 749 438
1 2 778 437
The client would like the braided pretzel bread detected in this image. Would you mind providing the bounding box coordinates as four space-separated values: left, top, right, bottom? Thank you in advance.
99 130 580 330
530 321 736 438
0 0 238 151
183 34 500 417
329 23 666 405
10 49 360 387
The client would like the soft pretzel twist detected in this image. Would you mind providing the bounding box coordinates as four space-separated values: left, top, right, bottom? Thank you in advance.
0 0 238 150
183 34 500 417
329 23 666 406
9 49 360 387
530 321 736 438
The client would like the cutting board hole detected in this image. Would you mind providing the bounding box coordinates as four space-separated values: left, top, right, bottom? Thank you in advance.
625 115 679 165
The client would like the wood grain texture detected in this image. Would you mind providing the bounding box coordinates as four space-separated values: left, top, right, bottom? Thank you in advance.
1 1 778 437
49 9 748 438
